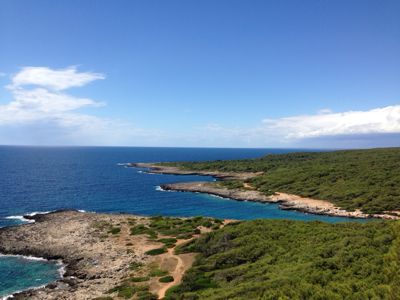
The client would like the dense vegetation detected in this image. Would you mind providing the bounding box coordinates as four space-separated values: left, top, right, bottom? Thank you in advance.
104 216 224 300
161 148 400 214
130 216 223 241
166 219 400 300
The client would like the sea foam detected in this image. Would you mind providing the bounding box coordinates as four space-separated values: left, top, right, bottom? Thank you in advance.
5 211 53 225
155 185 164 191
0 254 65 299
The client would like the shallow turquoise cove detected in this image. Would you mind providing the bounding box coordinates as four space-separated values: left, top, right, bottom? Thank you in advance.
0 256 61 298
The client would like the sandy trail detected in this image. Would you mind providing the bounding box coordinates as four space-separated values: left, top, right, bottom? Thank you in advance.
112 221 196 299
156 222 235 298
0 211 233 299
157 239 194 299
243 182 255 189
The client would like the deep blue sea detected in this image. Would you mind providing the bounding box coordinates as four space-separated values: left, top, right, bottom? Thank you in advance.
0 146 365 297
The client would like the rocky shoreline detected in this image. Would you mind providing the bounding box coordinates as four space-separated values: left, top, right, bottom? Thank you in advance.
160 182 373 219
129 162 261 180
0 210 199 299
133 163 399 220
0 210 133 299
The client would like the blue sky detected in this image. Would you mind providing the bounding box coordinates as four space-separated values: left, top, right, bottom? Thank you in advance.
0 0 399 147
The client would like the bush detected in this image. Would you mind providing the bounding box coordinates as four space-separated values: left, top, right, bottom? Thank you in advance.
159 275 174 283
145 247 167 256
108 226 121 234
148 216 220 238
176 233 193 240
157 238 178 244
157 237 177 248
130 224 157 239
129 261 143 270
137 291 158 300
130 276 149 282
106 284 136 299
149 267 168 277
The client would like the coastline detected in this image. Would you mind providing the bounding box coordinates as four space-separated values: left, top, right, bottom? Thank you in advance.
0 210 139 299
132 163 399 220
0 210 205 299
0 254 65 300
129 162 262 180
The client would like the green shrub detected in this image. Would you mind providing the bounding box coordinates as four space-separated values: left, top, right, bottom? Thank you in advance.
108 226 121 234
176 233 193 240
129 261 143 270
218 180 244 189
106 284 136 299
127 218 136 225
149 267 168 277
149 216 220 237
157 238 178 244
145 247 167 256
159 275 174 283
137 291 158 300
130 276 149 282
130 224 157 239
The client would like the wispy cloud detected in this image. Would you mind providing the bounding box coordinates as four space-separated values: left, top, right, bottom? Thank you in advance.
196 105 400 147
1 66 399 147
263 105 400 139
9 66 105 90
0 66 162 145
1 66 105 126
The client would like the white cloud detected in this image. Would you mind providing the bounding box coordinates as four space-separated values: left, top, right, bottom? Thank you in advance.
10 66 104 90
194 105 400 147
11 88 103 113
317 108 333 115
0 66 163 145
1 66 399 147
263 105 400 139
0 66 105 126
0 88 104 126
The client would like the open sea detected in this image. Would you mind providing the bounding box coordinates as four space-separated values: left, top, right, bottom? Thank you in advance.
0 146 365 297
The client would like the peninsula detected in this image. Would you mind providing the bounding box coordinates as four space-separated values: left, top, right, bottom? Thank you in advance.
130 148 400 220
0 210 223 300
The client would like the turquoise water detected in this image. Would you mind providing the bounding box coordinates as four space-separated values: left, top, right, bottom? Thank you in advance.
0 256 61 298
0 146 366 297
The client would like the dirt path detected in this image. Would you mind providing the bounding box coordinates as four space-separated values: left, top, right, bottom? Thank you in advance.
157 239 194 299
243 182 255 189
156 223 235 299
0 211 231 299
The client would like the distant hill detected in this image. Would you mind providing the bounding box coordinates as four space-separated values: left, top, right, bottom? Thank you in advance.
162 148 400 214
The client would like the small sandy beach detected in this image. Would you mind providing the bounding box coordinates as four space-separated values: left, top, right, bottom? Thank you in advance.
133 163 399 220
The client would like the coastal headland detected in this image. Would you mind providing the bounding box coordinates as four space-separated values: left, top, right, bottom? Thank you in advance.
0 210 223 300
130 162 399 220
